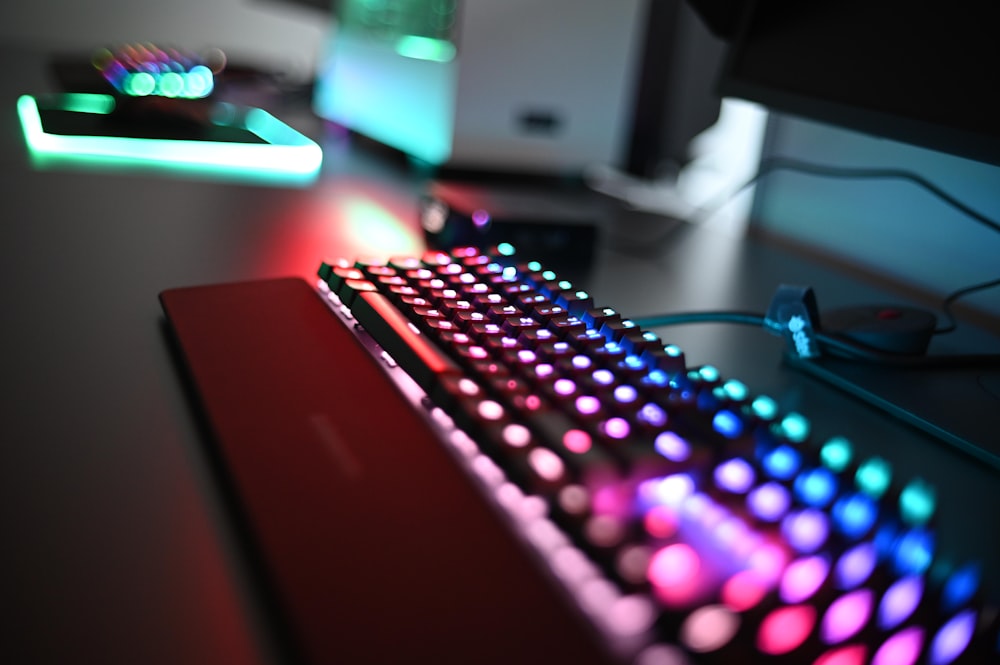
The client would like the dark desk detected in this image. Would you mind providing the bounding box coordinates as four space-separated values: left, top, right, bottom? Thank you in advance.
2 46 997 665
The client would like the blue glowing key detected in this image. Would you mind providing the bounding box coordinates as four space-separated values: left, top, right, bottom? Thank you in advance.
831 492 878 540
892 527 935 576
624 354 645 370
762 444 801 480
713 410 744 438
644 369 670 387
941 563 980 612
794 467 838 507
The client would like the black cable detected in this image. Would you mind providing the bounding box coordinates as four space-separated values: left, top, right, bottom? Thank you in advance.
631 309 1000 368
935 276 1000 334
744 157 1000 233
631 156 1000 363
632 311 767 329
691 155 1000 236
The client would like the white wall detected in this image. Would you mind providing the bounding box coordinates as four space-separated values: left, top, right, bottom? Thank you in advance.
0 0 329 81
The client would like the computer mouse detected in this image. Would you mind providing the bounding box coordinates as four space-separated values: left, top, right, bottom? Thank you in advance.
821 304 938 355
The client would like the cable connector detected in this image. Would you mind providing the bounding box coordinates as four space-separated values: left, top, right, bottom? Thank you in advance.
765 285 822 359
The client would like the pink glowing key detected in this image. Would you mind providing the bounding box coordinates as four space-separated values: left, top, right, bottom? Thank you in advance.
714 458 756 494
872 626 924 665
878 576 923 630
554 378 577 396
643 505 678 539
562 429 592 454
721 570 768 612
502 424 531 448
648 543 700 590
575 395 601 415
681 605 740 654
820 588 873 644
528 448 565 482
757 605 817 656
780 555 830 604
603 417 630 439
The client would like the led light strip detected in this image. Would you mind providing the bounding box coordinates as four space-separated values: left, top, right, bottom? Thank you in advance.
17 93 323 185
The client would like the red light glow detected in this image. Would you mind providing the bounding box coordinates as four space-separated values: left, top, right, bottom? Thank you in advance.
256 178 424 281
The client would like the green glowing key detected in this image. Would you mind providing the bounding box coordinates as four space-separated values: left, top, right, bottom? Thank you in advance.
855 457 892 498
820 436 854 472
899 478 936 525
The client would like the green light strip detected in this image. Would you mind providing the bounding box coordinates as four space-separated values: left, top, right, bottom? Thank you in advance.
17 94 322 185
395 35 456 63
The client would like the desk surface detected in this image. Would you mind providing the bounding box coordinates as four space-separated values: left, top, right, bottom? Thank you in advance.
2 46 998 665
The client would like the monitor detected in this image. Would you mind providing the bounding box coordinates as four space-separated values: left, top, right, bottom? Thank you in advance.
698 0 1000 167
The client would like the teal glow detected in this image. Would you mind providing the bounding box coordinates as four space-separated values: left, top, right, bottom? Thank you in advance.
185 66 214 97
778 413 810 443
60 93 116 115
497 242 515 256
899 478 936 525
698 365 720 382
127 72 156 96
17 94 322 186
158 71 185 97
722 379 748 401
855 457 892 498
395 35 456 63
751 395 778 420
821 436 854 472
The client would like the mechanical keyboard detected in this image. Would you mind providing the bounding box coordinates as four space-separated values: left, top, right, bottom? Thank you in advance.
161 244 999 665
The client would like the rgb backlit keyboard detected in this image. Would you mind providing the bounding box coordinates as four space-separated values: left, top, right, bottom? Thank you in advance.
317 244 998 664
